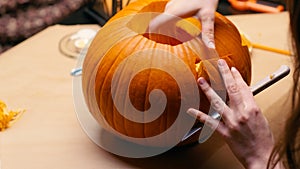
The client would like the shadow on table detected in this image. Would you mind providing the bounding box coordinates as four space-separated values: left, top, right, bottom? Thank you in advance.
99 131 231 169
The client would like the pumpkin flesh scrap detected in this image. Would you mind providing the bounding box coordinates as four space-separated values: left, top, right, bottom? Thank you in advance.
0 100 24 131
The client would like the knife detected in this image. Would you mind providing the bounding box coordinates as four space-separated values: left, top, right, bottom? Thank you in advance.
181 64 290 142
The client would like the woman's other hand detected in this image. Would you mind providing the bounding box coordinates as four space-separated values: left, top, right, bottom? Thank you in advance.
148 0 218 48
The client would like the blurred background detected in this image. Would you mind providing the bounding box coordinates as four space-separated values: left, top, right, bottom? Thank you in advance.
0 0 286 54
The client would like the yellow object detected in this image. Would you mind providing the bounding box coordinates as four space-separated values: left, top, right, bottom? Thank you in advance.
252 43 292 56
241 34 292 56
0 100 24 131
228 0 284 13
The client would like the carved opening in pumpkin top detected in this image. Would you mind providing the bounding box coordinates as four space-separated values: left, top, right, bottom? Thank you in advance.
128 1 201 46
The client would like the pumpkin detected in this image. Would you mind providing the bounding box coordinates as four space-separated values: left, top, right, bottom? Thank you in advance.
82 0 251 147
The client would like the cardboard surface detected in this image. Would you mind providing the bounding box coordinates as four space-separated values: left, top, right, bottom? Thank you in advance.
0 12 294 169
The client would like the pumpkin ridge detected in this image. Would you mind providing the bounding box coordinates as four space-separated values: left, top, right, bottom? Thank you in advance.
97 38 135 134
104 36 148 136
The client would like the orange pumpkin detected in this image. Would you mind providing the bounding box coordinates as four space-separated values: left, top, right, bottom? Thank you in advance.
82 0 251 147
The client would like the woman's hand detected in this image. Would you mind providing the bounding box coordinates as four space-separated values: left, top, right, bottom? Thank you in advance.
148 0 218 48
187 59 275 169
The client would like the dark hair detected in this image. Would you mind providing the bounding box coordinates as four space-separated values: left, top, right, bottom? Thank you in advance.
268 0 300 168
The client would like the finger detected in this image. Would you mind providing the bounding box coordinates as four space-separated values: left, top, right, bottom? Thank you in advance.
230 67 260 120
231 67 253 102
187 108 221 130
149 0 200 32
218 59 243 106
198 77 225 112
197 77 233 121
197 11 215 48
148 13 175 33
164 0 201 18
186 108 227 137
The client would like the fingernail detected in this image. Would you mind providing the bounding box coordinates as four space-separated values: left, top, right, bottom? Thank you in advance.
218 59 225 66
198 77 206 85
186 108 198 118
231 67 237 72
208 41 215 49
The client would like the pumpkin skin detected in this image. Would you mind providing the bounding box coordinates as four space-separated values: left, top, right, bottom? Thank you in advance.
82 0 251 147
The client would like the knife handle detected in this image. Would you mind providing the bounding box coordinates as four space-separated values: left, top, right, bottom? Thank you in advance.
251 65 290 96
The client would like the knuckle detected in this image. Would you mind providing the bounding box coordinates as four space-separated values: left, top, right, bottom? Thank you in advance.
238 114 250 124
201 31 214 42
205 117 217 129
227 122 239 131
227 83 239 94
220 66 230 74
201 83 211 93
237 105 260 124
201 30 214 38
196 113 202 121
205 119 214 128
245 105 260 114
221 132 230 139
211 98 224 112
199 11 215 22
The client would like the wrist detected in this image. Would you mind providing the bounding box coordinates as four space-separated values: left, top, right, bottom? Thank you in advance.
243 149 272 169
246 157 269 169
246 156 284 169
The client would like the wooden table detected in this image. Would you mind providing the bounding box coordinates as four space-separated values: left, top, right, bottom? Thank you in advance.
0 12 293 169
